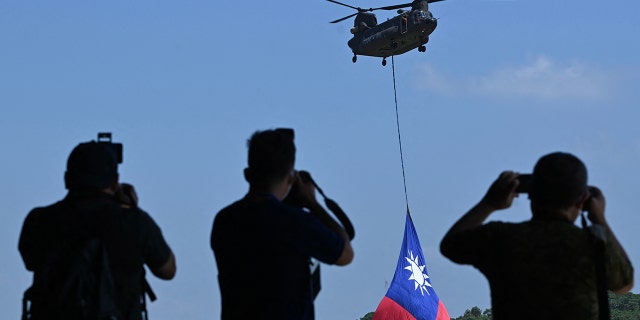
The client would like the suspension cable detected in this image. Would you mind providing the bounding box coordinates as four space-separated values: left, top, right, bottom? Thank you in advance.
391 55 410 216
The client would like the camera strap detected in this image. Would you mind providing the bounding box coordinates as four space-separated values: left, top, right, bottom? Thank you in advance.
309 259 321 300
581 213 610 320
296 171 354 302
307 176 355 240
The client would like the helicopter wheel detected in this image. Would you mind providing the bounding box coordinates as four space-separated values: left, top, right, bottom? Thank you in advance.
352 55 357 63
382 58 387 66
419 45 426 52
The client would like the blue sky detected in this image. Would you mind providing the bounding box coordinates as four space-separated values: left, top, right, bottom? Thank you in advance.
1 0 639 319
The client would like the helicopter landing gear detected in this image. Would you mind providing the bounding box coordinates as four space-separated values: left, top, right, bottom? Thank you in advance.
382 58 387 66
352 55 357 63
418 45 426 52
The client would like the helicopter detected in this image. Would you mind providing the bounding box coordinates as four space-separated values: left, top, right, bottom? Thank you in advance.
328 0 443 66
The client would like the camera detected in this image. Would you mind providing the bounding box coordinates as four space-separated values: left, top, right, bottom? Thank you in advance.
97 132 123 164
515 174 532 193
582 186 595 212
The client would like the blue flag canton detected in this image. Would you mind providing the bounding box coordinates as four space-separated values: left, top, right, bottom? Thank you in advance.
385 214 441 319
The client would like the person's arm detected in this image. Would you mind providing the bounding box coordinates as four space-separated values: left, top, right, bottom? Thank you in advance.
18 209 41 271
150 251 177 280
585 187 634 293
441 171 519 259
133 197 177 280
307 202 354 265
288 171 354 266
118 183 177 280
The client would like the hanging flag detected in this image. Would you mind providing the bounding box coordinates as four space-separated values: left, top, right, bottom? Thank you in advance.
372 213 450 320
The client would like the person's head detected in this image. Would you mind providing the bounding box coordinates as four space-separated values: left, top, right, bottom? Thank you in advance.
530 152 588 219
243 128 296 192
64 141 119 192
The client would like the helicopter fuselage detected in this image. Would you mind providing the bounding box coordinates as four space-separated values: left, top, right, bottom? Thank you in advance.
348 9 437 58
347 10 438 58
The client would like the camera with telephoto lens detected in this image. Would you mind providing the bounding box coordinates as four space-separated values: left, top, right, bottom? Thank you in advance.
97 132 123 164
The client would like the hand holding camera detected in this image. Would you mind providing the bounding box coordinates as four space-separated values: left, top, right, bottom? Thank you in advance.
284 170 356 240
480 171 519 210
116 183 139 207
584 186 606 225
284 170 319 209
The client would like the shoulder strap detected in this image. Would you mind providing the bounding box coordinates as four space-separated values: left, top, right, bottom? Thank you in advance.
22 287 33 320
140 278 156 320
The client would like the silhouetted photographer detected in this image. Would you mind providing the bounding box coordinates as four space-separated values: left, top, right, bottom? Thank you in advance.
440 152 633 320
211 128 354 320
20 133 176 320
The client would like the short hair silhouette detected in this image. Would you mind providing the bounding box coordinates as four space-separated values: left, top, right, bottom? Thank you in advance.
245 128 296 187
531 152 587 210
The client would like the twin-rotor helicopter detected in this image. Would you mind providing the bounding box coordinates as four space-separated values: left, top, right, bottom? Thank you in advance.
327 0 443 66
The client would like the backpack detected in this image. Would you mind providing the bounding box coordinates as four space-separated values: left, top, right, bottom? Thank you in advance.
22 236 123 320
22 202 156 320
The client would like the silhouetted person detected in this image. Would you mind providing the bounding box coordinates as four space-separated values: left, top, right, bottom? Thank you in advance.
19 141 176 319
211 128 354 320
441 152 633 320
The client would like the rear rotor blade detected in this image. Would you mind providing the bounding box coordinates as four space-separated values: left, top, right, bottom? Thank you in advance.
328 0 430 24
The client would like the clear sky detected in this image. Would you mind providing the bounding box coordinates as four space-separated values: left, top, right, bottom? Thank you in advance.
1 0 639 319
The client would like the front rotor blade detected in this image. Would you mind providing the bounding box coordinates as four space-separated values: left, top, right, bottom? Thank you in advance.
373 2 412 10
326 0 362 11
330 12 359 23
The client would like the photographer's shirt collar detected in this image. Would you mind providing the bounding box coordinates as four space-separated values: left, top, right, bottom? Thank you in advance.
244 192 279 202
531 214 574 224
65 189 115 200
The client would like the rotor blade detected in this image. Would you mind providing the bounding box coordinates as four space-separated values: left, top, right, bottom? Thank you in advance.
328 0 442 24
330 12 359 23
375 0 444 11
373 2 413 10
326 0 362 11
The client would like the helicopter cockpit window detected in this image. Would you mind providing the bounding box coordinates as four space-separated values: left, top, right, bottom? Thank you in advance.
415 11 433 21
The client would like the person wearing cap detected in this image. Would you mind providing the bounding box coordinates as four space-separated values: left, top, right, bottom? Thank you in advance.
210 128 354 320
440 152 633 320
19 141 176 319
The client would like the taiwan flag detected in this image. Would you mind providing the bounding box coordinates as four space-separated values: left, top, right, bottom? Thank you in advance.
372 213 450 320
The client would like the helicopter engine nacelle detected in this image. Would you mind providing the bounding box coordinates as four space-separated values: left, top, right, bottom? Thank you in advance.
354 12 377 29
412 0 428 11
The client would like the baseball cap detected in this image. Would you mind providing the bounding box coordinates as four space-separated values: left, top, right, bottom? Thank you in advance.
64 141 118 189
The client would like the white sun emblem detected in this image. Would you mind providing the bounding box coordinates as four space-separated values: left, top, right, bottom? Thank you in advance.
404 250 432 296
